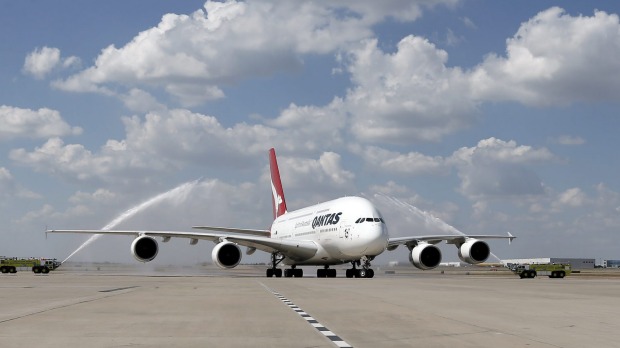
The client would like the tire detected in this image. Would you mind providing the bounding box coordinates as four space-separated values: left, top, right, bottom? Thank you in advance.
1 267 8 274
529 270 536 278
346 269 353 278
559 271 565 278
10 267 16 274
358 269 367 278
275 269 282 278
33 267 41 274
42 267 50 274
328 269 337 278
266 269 274 277
295 269 303 278
367 269 375 278
519 272 526 279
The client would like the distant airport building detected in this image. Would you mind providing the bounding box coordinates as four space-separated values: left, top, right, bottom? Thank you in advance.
501 258 595 269
603 260 620 268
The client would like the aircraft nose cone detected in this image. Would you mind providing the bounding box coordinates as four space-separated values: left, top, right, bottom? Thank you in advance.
365 224 388 255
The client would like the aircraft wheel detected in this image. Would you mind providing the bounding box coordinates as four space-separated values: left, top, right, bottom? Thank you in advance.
275 269 282 278
345 269 353 278
294 269 303 277
367 269 374 278
328 269 336 278
266 269 274 277
358 269 366 278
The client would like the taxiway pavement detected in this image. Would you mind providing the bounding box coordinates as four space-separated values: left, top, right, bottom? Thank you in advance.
0 266 618 348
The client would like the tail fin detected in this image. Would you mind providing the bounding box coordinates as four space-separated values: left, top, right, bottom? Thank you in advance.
269 148 288 220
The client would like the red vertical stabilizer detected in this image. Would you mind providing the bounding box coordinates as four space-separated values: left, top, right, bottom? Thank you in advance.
269 148 288 220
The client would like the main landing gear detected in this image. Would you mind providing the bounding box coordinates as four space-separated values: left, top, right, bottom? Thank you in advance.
345 256 375 278
266 252 283 278
266 253 304 277
317 266 337 278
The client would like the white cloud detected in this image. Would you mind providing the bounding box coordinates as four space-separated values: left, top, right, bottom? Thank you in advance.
23 47 60 79
344 36 476 143
472 7 620 106
555 187 587 208
449 138 554 198
274 152 355 204
353 145 446 175
0 105 82 141
51 1 455 105
552 135 586 146
23 46 80 79
0 167 40 200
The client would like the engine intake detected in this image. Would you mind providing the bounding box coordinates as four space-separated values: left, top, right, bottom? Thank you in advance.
409 243 442 270
131 235 158 262
212 242 242 269
458 239 490 264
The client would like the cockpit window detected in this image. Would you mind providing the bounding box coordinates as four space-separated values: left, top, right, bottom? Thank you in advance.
356 217 385 223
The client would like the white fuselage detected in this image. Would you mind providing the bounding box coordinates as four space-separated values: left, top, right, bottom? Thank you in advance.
270 196 389 265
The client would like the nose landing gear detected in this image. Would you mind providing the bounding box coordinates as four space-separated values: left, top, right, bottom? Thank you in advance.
346 256 375 278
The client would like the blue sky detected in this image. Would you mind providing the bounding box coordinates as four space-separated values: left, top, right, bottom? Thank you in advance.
1 1 620 265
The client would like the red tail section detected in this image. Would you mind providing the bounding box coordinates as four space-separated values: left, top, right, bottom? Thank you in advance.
269 148 288 220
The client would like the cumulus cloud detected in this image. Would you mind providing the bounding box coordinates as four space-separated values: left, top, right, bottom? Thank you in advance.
0 105 82 141
275 152 355 201
344 36 475 143
352 145 446 175
23 46 80 79
9 108 279 184
554 187 587 209
449 138 555 198
51 0 455 105
472 7 620 106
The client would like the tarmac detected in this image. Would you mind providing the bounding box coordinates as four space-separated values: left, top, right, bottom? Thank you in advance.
1 264 619 348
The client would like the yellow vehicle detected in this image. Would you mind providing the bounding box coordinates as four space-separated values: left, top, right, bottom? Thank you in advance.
0 257 61 274
510 263 571 279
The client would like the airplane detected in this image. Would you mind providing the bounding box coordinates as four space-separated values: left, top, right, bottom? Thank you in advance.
47 148 515 278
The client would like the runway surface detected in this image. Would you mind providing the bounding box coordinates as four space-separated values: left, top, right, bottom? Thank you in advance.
0 265 619 348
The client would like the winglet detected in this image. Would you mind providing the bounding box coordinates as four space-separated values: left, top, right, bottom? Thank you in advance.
507 232 515 245
269 148 288 220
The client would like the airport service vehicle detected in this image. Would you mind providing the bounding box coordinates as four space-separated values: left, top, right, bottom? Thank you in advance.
48 148 515 278
0 256 61 274
511 263 571 279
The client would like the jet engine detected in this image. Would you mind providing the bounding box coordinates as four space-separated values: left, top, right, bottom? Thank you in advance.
409 243 442 270
457 239 490 264
212 242 242 269
131 235 158 262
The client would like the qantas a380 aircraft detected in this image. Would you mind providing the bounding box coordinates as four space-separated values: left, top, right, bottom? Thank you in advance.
48 148 515 278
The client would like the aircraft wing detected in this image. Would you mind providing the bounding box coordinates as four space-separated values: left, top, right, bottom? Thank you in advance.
387 232 515 249
46 229 317 262
192 226 270 237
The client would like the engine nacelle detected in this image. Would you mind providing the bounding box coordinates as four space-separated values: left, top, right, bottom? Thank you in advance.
409 243 442 270
131 235 158 262
212 242 242 269
458 239 490 264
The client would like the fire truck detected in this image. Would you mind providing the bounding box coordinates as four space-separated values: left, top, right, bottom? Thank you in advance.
510 263 571 279
0 257 61 274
